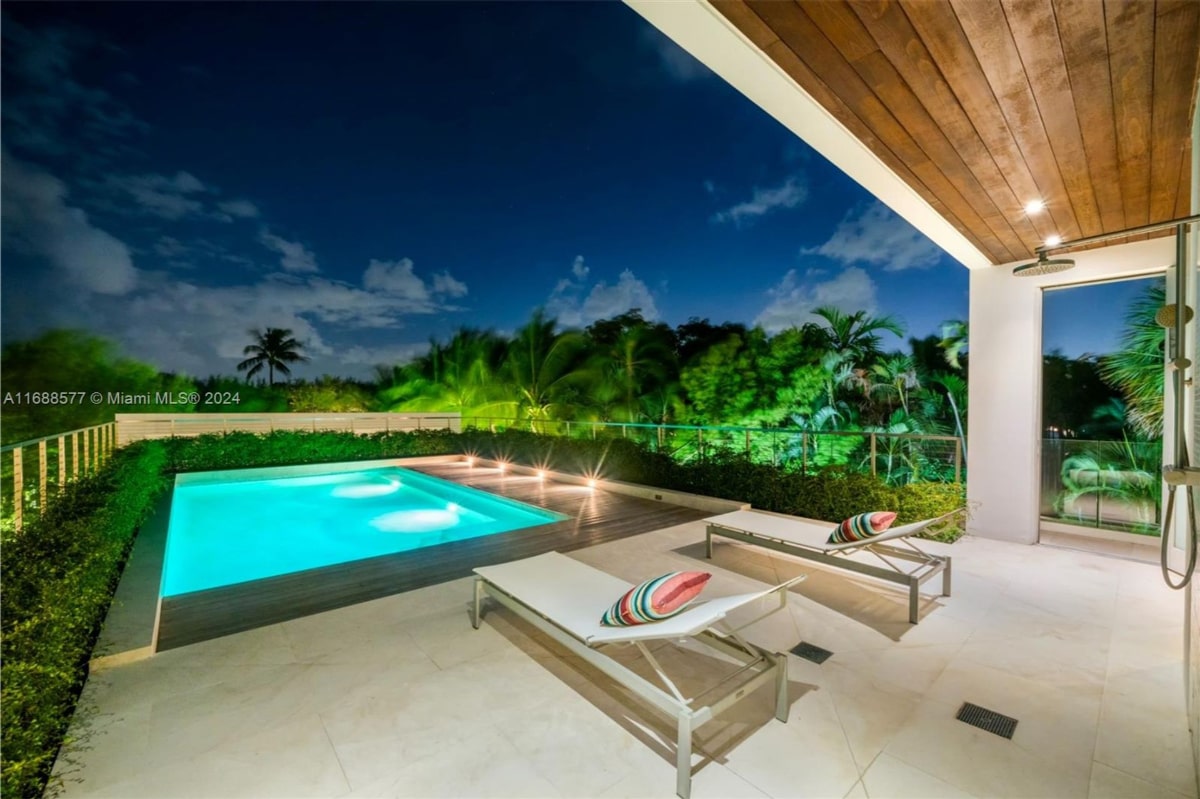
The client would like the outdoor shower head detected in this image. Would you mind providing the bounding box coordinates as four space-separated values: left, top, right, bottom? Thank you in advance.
1154 303 1194 328
1011 253 1076 277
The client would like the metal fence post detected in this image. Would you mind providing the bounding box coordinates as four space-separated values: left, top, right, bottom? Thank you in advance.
870 433 877 477
955 439 962 484
57 435 66 489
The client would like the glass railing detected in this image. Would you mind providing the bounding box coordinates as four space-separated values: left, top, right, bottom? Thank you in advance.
1040 437 1163 536
462 417 963 485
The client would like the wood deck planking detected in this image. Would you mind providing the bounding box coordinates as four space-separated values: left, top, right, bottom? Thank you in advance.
155 466 709 651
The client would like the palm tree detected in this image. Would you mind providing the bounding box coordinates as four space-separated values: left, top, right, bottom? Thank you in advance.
597 324 676 422
237 328 308 385
383 329 509 420
811 306 905 367
1099 281 1165 438
503 309 593 427
872 355 922 415
939 320 969 369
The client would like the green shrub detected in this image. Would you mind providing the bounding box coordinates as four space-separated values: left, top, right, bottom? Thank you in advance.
457 433 964 538
1 441 169 799
163 429 460 472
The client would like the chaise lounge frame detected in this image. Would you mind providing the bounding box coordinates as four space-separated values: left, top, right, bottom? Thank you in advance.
704 510 954 623
471 552 803 799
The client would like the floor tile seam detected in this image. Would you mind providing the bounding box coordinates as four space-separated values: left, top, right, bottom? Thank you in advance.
824 679 877 779
316 711 356 797
1001 697 1105 774
846 777 870 799
919 639 966 694
1090 754 1200 798
883 693 1089 793
872 747 983 799
318 708 532 793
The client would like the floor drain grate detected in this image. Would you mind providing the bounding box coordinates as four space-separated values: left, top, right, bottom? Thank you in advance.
956 702 1018 739
789 641 833 664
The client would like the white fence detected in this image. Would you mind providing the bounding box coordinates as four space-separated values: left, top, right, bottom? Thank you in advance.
115 413 461 446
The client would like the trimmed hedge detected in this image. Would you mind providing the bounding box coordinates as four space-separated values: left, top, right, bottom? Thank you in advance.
457 430 965 538
1 441 170 799
163 429 460 473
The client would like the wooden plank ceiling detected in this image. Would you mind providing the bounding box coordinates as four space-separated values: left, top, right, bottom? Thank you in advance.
711 0 1200 265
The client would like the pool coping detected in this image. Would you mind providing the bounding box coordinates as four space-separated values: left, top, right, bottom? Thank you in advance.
90 455 744 661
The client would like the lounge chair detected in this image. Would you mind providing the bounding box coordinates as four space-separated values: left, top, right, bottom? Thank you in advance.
703 510 953 623
472 552 804 799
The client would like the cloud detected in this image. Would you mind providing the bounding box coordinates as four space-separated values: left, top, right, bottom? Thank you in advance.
754 266 878 334
1 17 148 158
545 257 659 328
217 199 260 219
431 271 468 298
804 201 943 271
68 259 471 377
1 150 137 295
571 255 589 280
362 258 469 307
713 176 807 226
640 27 712 83
106 171 210 219
703 179 716 196
259 230 319 273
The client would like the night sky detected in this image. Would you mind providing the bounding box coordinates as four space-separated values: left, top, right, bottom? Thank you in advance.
2 1 1114 380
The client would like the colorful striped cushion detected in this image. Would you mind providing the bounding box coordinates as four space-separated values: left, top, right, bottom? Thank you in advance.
828 511 898 545
600 571 712 627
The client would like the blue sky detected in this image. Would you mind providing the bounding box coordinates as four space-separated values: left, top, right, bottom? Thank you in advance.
0 2 1051 380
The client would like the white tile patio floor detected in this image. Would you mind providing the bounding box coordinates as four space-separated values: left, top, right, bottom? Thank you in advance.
55 521 1196 799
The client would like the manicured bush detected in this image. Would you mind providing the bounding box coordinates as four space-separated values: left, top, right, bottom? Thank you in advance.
163 429 460 472
1 441 169 799
457 432 964 537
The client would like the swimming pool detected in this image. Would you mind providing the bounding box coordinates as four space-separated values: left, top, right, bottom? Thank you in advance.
163 461 566 596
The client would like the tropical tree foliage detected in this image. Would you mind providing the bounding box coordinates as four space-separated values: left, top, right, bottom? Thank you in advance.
237 327 309 385
0 330 197 444
1098 281 1165 439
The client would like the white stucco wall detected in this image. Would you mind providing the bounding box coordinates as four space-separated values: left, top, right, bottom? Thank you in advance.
967 238 1175 542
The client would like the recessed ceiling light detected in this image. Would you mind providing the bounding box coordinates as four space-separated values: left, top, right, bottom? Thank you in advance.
1044 234 1062 247
1024 199 1046 214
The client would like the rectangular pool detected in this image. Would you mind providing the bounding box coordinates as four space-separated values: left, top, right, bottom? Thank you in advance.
164 461 567 596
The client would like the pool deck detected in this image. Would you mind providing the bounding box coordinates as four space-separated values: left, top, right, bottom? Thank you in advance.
63 514 1195 799
114 457 732 653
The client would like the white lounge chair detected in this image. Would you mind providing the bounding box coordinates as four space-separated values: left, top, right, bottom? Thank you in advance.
472 552 804 799
704 510 953 624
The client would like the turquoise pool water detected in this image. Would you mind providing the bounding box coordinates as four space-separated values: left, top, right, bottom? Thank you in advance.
163 463 565 596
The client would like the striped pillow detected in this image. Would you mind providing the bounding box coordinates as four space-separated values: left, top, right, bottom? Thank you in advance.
828 511 897 545
601 571 712 627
